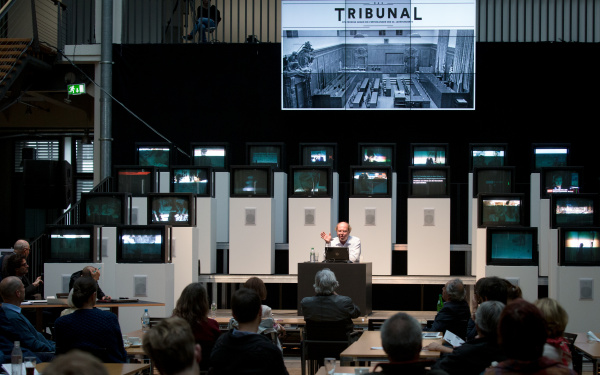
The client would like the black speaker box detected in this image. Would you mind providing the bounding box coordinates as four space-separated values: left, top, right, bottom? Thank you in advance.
23 160 72 209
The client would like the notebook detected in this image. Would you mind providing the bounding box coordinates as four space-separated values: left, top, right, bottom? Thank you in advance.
324 246 350 262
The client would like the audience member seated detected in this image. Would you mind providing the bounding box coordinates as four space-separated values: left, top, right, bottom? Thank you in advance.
0 307 40 364
429 301 507 375
484 299 576 375
0 276 55 361
466 276 508 341
534 298 573 370
53 276 127 363
0 239 31 282
172 282 221 371
504 279 523 303
143 317 202 375
5 253 42 300
367 312 448 375
41 350 109 375
69 266 111 301
210 288 289 374
424 278 470 340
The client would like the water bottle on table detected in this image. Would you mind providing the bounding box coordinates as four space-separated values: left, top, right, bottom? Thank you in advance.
142 309 150 333
11 341 22 375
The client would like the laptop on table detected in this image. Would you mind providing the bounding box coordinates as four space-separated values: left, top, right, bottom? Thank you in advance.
324 246 351 263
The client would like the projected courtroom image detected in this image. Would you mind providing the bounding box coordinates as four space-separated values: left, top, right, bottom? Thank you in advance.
282 0 475 110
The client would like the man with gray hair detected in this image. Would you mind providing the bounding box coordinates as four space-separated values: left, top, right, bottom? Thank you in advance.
424 278 471 340
367 312 448 374
430 300 507 375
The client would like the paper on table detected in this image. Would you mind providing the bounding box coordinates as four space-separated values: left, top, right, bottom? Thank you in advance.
443 330 465 347
1 363 40 374
587 331 600 342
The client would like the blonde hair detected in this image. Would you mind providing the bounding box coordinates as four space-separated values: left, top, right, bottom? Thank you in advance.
534 297 569 338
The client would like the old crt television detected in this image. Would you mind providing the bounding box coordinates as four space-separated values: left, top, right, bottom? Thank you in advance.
147 193 195 227
470 143 507 170
551 193 599 229
299 143 337 170
79 192 132 226
411 143 448 166
486 227 538 266
230 165 273 197
247 142 285 171
408 166 450 198
135 143 172 169
191 143 229 171
558 227 600 266
289 166 332 197
358 143 395 169
350 166 392 198
170 166 212 196
478 194 524 228
473 166 515 198
117 225 172 263
532 143 570 171
44 225 102 263
540 166 583 198
114 165 157 196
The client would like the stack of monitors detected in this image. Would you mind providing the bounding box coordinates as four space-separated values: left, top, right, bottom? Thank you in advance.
472 166 515 197
478 194 524 228
540 166 583 198
191 143 228 171
558 228 600 266
230 166 273 197
114 165 157 196
486 227 538 266
79 192 132 226
350 166 392 198
550 193 599 229
411 143 448 166
117 225 171 263
147 193 196 227
170 166 212 196
289 166 332 197
135 143 171 169
408 166 450 198
247 143 285 171
358 143 395 169
299 143 337 170
470 143 507 170
44 225 102 263
532 143 569 170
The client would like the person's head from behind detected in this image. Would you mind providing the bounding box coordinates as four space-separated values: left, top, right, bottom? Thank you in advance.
42 350 108 375
71 276 97 308
498 299 547 361
13 239 30 258
143 317 200 375
82 266 101 281
477 277 508 305
173 282 210 323
313 268 339 295
534 297 569 339
380 313 423 362
504 279 523 303
231 288 261 324
475 300 505 340
443 278 465 302
0 276 25 304
244 277 267 301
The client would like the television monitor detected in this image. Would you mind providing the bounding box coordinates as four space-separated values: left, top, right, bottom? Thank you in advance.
299 143 337 170
79 192 132 226
470 143 507 170
550 193 599 229
486 227 538 266
478 193 524 228
113 165 157 196
230 165 273 197
473 166 515 198
147 193 196 227
532 143 570 171
408 166 450 198
558 227 600 266
289 166 332 197
170 166 212 196
358 143 395 169
135 143 172 168
350 166 392 198
247 142 285 170
540 166 583 198
191 143 229 171
411 143 448 166
116 225 172 263
44 225 102 263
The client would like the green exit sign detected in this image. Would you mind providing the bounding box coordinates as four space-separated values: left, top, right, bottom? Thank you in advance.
67 83 86 95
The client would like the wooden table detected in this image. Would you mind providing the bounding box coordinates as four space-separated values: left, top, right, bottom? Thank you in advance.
36 362 150 375
315 365 370 374
340 330 442 363
574 332 600 374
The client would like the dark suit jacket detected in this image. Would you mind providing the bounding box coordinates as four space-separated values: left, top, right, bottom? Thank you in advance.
425 300 471 340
